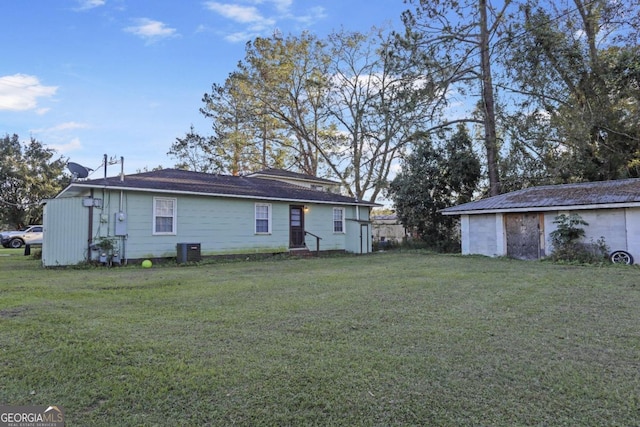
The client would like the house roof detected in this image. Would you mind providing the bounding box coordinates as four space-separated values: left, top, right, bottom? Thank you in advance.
248 168 339 185
372 214 398 221
441 178 640 215
57 168 379 207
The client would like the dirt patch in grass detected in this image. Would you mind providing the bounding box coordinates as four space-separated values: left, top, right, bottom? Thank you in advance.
0 307 28 318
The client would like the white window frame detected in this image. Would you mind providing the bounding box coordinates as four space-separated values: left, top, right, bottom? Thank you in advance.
333 207 345 233
153 197 177 235
255 203 272 234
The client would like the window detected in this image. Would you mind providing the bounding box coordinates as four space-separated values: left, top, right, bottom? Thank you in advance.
255 203 272 234
333 207 345 233
153 197 177 235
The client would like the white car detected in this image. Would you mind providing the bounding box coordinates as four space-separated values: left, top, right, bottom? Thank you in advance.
0 225 43 248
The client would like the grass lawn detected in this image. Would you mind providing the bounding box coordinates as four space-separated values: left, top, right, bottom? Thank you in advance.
1 251 639 426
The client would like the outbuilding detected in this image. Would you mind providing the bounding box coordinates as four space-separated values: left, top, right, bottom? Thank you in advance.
440 178 640 264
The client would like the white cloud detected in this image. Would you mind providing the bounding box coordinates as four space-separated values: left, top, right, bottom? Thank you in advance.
50 137 83 153
271 0 293 13
0 74 58 112
225 31 258 43
124 18 178 43
204 1 325 42
30 123 88 155
204 2 265 24
32 122 89 134
293 6 326 25
74 0 106 11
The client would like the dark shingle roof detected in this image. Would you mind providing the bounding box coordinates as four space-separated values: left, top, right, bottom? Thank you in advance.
248 168 339 185
59 168 378 206
441 178 640 214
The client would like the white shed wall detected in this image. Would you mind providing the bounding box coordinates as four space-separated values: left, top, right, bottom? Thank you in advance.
626 208 640 259
544 207 640 263
465 214 499 256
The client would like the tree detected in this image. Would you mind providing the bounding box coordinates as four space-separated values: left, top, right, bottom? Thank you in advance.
238 32 333 176
504 0 640 182
443 124 483 205
397 0 513 196
0 134 67 228
168 125 220 173
169 73 289 175
323 28 439 201
171 33 331 177
180 29 441 202
388 125 481 250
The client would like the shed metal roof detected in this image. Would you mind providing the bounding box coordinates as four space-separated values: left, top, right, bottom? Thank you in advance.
57 168 379 207
441 178 640 215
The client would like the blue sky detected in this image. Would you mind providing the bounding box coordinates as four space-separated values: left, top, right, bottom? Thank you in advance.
1 0 407 177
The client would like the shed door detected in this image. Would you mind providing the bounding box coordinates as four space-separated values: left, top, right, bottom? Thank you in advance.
289 205 305 248
506 213 540 260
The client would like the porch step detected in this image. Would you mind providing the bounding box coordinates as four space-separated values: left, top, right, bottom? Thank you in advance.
289 247 313 257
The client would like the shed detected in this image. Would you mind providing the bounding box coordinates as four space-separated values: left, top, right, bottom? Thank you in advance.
440 178 640 263
42 169 379 266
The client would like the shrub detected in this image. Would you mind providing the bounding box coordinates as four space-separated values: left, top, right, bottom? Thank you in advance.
373 239 400 251
549 214 609 264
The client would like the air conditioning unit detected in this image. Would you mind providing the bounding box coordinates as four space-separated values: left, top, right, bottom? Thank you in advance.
176 243 201 264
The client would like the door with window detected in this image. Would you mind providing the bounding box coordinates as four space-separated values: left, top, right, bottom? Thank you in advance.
289 205 305 248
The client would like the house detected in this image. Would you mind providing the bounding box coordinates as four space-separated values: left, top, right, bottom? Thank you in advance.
440 178 640 263
42 169 379 267
371 214 409 244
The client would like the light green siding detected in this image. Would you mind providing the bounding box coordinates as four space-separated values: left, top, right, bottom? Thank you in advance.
46 189 372 265
111 192 292 259
42 197 90 266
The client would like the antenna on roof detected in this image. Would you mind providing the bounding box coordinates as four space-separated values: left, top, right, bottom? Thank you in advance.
100 154 125 180
67 162 92 180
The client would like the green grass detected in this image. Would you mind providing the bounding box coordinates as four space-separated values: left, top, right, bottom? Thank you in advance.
1 252 639 426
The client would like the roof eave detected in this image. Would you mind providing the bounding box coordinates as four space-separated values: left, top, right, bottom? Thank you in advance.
441 201 640 215
58 182 380 207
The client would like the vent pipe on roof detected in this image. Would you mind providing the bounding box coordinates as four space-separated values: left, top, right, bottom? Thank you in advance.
120 156 124 182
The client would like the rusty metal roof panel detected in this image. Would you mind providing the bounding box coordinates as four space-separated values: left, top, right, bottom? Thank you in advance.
442 178 640 214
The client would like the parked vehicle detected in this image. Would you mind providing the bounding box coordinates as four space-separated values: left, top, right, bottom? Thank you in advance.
0 225 43 248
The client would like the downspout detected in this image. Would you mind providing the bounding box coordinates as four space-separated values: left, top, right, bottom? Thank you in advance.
355 198 362 253
119 156 124 209
88 189 94 262
119 156 126 264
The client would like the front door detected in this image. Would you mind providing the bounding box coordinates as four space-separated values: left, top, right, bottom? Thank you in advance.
290 205 305 248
